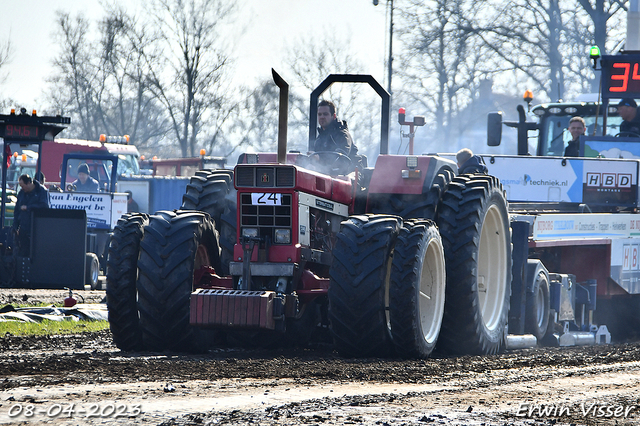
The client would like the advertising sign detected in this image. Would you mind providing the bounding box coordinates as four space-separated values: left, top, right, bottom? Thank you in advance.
474 155 639 207
531 213 640 240
611 238 640 294
49 192 127 230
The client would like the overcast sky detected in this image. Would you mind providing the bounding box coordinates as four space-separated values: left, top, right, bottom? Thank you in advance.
0 0 389 108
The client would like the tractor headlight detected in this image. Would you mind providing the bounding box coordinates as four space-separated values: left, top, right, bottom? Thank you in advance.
274 228 291 244
242 228 259 238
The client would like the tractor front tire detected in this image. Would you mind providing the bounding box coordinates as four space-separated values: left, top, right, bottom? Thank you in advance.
389 220 446 359
328 215 401 357
436 174 511 355
136 210 222 352
106 213 148 351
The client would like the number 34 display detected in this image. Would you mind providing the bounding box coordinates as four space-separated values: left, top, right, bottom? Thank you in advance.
601 55 640 98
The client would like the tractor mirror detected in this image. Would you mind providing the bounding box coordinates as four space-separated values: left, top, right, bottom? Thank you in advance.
487 112 503 146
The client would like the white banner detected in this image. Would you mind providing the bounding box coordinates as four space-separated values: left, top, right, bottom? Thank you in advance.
49 192 127 230
531 213 640 240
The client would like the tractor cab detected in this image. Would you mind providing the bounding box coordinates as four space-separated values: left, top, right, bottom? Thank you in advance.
61 153 119 193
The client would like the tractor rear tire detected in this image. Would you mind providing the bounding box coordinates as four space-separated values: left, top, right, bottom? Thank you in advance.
389 220 446 359
525 260 552 342
407 169 454 220
136 210 222 352
370 168 454 220
86 253 100 290
436 174 511 355
106 213 148 351
328 214 401 357
181 170 236 275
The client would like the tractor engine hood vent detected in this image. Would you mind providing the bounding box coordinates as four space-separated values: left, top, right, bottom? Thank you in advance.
236 165 296 188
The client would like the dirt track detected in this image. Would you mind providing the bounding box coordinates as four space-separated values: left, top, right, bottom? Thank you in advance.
1 290 640 425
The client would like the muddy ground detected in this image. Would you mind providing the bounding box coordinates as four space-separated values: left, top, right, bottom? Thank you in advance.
1 289 640 426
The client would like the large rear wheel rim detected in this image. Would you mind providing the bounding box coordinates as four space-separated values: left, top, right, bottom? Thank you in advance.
385 255 392 333
90 260 99 284
478 203 508 332
419 237 446 344
535 278 546 329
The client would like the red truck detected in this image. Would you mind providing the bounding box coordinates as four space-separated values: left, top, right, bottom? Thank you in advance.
7 134 140 187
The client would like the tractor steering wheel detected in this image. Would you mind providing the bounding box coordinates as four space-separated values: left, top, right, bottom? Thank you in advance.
306 151 353 175
616 131 640 138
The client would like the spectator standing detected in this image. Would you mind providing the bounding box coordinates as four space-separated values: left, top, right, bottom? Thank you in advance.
13 174 49 256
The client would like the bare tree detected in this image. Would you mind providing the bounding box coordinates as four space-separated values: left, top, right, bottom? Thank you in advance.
477 0 625 101
96 5 171 151
578 0 626 53
396 0 491 145
574 0 627 92
49 12 101 139
146 0 239 157
225 79 280 157
0 37 12 86
48 9 171 153
475 0 572 102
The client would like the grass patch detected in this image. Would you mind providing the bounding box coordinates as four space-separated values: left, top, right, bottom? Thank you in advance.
0 319 110 336
7 302 65 308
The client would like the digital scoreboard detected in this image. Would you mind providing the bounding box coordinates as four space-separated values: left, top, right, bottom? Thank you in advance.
3 124 41 139
601 55 640 98
0 112 70 142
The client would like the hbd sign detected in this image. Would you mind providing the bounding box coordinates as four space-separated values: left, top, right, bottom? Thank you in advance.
586 173 632 188
623 244 639 271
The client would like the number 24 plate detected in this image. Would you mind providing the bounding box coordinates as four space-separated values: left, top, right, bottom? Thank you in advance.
251 193 282 205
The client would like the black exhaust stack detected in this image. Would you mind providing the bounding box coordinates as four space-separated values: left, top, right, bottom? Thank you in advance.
272 69 288 164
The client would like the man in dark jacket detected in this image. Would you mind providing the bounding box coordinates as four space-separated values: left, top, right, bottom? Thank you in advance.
13 174 50 256
313 100 358 160
456 148 488 174
73 163 100 192
564 116 586 157
618 98 640 136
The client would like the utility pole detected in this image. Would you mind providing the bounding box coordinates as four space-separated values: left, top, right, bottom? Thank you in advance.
388 0 393 96
373 0 394 96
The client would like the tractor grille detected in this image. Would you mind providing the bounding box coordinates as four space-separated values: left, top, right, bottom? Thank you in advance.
276 167 295 187
236 167 254 187
240 193 292 243
235 166 295 188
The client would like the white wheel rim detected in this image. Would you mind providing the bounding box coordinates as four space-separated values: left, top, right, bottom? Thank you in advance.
478 203 508 332
91 263 99 283
419 236 446 344
535 277 546 329
385 255 393 332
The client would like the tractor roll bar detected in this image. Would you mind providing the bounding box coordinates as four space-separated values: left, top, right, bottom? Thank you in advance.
309 74 390 155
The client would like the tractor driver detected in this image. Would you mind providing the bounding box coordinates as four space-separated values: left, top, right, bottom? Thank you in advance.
13 174 50 257
313 100 358 161
564 116 586 157
617 98 640 136
73 163 100 192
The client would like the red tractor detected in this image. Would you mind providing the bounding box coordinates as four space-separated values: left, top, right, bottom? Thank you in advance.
106 71 511 358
